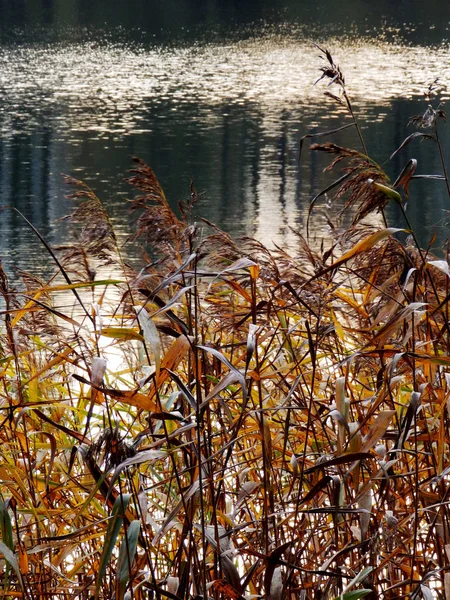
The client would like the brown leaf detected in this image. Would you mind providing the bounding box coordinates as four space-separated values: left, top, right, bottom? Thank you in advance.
305 453 373 473
361 410 396 452
211 579 245 600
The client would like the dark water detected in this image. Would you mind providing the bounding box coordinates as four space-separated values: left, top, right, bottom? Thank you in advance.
1 1 450 276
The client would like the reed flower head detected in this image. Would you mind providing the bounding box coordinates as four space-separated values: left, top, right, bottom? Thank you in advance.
314 44 345 89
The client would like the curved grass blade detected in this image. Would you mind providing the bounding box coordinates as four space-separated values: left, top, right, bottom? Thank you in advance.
165 368 197 411
306 173 352 238
0 541 24 592
393 158 417 197
0 502 14 588
135 305 161 379
367 181 402 204
10 207 93 323
152 480 200 545
115 519 141 600
207 257 259 291
109 450 166 490
343 566 373 593
308 228 404 282
361 411 396 453
298 475 333 506
138 291 190 336
298 123 355 162
10 280 122 328
264 541 292 600
21 295 91 332
95 494 131 600
100 327 145 342
200 370 244 411
150 252 197 296
390 131 435 159
304 452 373 474
72 373 160 412
149 285 194 318
197 345 247 403
27 432 57 490
335 591 372 600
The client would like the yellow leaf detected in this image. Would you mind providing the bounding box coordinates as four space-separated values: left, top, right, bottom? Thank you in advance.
331 309 345 341
249 264 260 280
331 228 404 269
100 327 144 342
18 547 28 575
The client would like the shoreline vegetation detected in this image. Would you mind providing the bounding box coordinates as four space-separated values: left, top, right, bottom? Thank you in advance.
1 47 450 599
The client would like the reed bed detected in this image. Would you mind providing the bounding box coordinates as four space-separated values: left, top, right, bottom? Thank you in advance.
1 48 450 600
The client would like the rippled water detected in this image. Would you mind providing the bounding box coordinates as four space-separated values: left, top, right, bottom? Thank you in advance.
1 17 450 276
3 35 450 132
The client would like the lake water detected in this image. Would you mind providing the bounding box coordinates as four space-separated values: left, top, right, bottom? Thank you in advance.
1 1 450 276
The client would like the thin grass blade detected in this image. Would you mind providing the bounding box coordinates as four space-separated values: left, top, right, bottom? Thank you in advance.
95 494 131 600
115 520 141 600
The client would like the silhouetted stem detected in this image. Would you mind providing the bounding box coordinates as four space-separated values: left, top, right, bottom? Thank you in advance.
344 91 368 157
434 121 450 198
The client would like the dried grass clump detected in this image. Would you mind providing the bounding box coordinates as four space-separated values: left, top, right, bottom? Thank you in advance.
310 142 390 225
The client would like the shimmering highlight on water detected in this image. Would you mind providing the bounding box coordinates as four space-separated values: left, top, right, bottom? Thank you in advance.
2 37 449 137
1 30 450 273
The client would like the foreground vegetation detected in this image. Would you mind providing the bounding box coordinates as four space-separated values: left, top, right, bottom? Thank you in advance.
1 48 450 599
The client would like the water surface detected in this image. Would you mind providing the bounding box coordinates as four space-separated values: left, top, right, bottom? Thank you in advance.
1 1 450 276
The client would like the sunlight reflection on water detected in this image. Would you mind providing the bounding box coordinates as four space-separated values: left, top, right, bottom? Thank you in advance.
1 31 449 274
1 36 449 136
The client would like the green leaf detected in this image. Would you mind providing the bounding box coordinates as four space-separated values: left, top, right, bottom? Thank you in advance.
335 590 372 600
95 494 131 600
0 541 24 592
368 179 403 204
344 567 373 592
0 502 14 553
0 502 14 586
116 520 141 600
341 566 373 597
